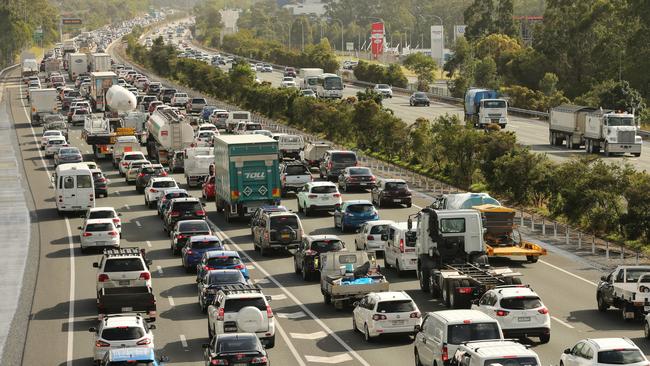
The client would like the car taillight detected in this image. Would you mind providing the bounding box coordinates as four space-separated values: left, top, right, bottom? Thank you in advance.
538 308 549 314
160 171 168 176
327 161 332 169
372 314 387 321
122 161 128 166
217 308 225 321
139 272 151 280
97 177 107 183
138 173 145 177
149 188 158 193
233 264 245 270
195 210 206 216
252 356 268 364
457 287 473 294
399 238 405 253
442 345 448 361
170 211 180 217
186 249 193 255
210 360 228 365
83 232 92 237
95 340 111 347
266 305 273 318
112 218 120 224
410 311 421 318
98 274 109 282
305 249 317 256
136 338 151 345
176 234 186 239
333 193 341 197
495 310 509 316
367 235 374 240
108 231 118 236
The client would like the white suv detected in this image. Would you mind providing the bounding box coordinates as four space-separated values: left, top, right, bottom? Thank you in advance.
296 181 342 216
79 219 120 253
119 151 147 175
352 291 421 342
93 247 152 294
144 177 179 208
561 338 648 366
89 314 155 362
452 340 541 366
84 207 122 236
207 284 275 348
471 285 550 343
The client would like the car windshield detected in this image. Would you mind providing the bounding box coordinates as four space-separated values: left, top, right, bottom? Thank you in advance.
346 204 374 213
224 297 266 312
311 239 344 252
376 300 415 313
324 77 343 89
385 182 407 190
178 221 209 232
173 201 202 212
89 211 115 219
165 192 189 200
500 296 543 310
597 350 645 364
483 358 538 366
217 336 259 353
483 100 507 108
207 256 241 267
270 215 300 230
103 258 144 272
101 327 144 340
331 153 356 163
447 322 501 344
311 185 337 194
190 240 221 250
349 168 371 175
208 271 245 284
141 167 164 175
377 84 389 89
59 148 79 154
414 92 427 98
152 181 177 188
285 165 309 175
370 224 388 234
85 223 113 231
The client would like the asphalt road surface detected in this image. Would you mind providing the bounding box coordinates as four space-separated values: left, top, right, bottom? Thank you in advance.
3 61 650 365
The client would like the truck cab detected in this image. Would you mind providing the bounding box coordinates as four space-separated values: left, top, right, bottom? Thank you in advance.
585 111 642 157
464 89 508 129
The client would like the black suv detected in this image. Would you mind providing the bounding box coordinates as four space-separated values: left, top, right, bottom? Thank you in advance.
164 197 207 231
370 178 412 208
319 150 358 182
135 164 167 193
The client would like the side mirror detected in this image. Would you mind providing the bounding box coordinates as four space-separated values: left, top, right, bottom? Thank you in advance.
352 301 359 307
563 348 571 355
265 295 272 302
88 327 97 333
77 226 83 230
92 262 99 268
471 299 479 305
146 259 153 266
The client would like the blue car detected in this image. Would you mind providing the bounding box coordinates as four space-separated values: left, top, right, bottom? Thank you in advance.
100 348 168 366
181 235 223 272
201 105 218 121
333 199 379 232
157 188 189 217
196 250 249 279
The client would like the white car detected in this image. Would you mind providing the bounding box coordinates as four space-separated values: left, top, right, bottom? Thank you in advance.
94 248 152 293
119 151 147 175
251 129 273 138
374 83 393 98
89 314 155 362
70 107 90 125
44 136 68 157
125 159 151 183
471 286 550 343
79 219 120 253
197 123 217 133
296 181 342 216
41 130 64 149
194 130 218 146
84 207 122 235
354 220 394 251
171 92 189 107
144 177 179 208
280 77 297 88
352 291 421 342
384 221 418 275
560 338 647 366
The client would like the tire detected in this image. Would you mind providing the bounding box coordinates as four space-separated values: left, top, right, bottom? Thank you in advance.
449 280 460 308
442 279 451 307
265 335 275 349
596 294 609 312
305 206 311 217
415 351 423 366
633 153 641 157
396 261 403 277
184 262 191 273
539 333 550 344
622 306 633 322
260 244 268 257
471 254 489 266
604 142 610 157
644 321 650 339
302 264 310 281
340 222 346 233
364 324 373 343
418 266 430 292
377 198 383 208
352 317 358 333
526 255 538 263
80 246 87 254
323 292 331 305
294 257 301 274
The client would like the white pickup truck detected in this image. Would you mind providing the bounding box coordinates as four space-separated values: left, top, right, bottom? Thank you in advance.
597 265 650 321
183 146 213 187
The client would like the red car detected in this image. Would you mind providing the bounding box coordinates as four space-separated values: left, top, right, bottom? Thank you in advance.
202 175 215 201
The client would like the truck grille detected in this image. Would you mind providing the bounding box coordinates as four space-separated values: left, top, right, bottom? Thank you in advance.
488 113 502 117
618 130 635 144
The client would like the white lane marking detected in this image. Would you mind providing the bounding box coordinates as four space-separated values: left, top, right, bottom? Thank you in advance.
275 317 307 366
156 265 163 275
305 354 353 364
413 204 422 209
135 220 142 228
246 264 255 270
290 331 327 340
271 294 287 301
539 260 598 287
552 316 575 329
168 296 175 307
275 311 307 319
115 190 120 195
213 222 371 366
179 334 188 348
123 204 130 210
253 278 270 285
146 240 152 248
20 82 76 366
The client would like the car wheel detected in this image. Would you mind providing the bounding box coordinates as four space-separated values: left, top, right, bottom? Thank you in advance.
539 333 550 344
80 246 87 254
645 322 650 339
323 292 331 304
266 335 275 349
260 245 267 257
340 222 346 233
294 257 301 274
364 324 373 342
396 261 403 277
302 264 310 281
352 317 358 333
597 294 609 312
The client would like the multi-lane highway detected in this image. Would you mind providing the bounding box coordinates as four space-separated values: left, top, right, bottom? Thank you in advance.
3 42 649 366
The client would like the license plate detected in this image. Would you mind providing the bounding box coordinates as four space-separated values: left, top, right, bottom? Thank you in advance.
233 363 247 366
518 317 531 322
224 326 237 332
121 307 133 312
321 196 329 200
118 280 130 286
392 320 405 325
281 234 290 239
393 199 401 202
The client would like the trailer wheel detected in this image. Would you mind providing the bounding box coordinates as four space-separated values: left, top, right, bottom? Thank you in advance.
644 321 650 339
448 280 460 308
323 292 331 305
418 265 430 292
596 293 609 312
442 279 452 307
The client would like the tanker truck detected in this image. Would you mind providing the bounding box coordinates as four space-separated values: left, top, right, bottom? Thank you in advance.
146 108 195 165
106 84 147 144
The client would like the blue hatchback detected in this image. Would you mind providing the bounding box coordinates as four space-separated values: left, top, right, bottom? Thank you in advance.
201 105 218 121
196 250 249 279
333 200 379 232
181 235 223 272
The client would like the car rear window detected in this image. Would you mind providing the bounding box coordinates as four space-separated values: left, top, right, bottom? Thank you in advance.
331 152 357 163
173 201 202 212
192 98 205 103
447 322 501 344
104 258 144 272
385 182 408 190
217 336 259 353
152 181 177 188
101 326 144 341
165 192 189 200
285 165 310 175
86 223 113 231
77 175 93 188
141 167 164 175
499 296 542 310
311 185 337 194
483 358 538 366
207 256 241 267
178 221 210 232
597 350 645 364
370 224 388 234
311 240 344 252
270 216 300 230
349 168 371 175
346 204 374 213
209 271 245 284
89 211 115 219
124 154 145 161
376 300 415 313
190 240 222 250
224 297 266 312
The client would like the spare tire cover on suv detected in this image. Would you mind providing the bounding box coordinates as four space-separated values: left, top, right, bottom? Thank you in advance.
237 306 265 332
277 226 296 243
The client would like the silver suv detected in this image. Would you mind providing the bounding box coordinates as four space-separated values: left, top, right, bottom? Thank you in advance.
252 211 303 256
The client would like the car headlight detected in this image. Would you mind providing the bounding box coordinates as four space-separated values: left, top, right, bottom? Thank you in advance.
636 136 643 143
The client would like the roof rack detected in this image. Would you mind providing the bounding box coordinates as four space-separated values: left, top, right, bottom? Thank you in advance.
103 247 142 257
218 284 263 294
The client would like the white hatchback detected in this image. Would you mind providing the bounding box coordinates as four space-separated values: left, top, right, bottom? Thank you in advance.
119 151 147 175
471 286 550 343
144 177 179 208
561 338 647 366
354 220 394 252
44 136 68 157
41 130 63 149
79 219 120 253
353 291 421 341
84 207 122 235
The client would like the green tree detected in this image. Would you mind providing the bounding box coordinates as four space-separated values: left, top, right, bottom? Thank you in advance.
444 37 472 78
495 0 517 37
464 0 495 40
403 52 438 91
575 79 646 113
538 72 559 96
474 57 500 89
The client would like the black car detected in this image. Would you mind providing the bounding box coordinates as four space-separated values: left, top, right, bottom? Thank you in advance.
135 164 167 193
338 166 376 192
91 169 109 198
371 178 412 208
160 88 177 104
294 235 345 281
197 269 247 312
203 333 268 366
409 92 430 106
169 219 213 255
164 197 207 231
146 82 161 96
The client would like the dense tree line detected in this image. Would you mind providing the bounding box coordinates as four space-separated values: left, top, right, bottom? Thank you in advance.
127 36 650 249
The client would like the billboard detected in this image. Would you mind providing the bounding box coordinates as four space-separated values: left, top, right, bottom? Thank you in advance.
430 25 444 65
370 22 384 59
454 25 467 42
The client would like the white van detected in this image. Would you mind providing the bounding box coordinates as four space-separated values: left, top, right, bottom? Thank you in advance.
226 111 251 133
53 164 95 214
112 136 140 168
384 221 418 275
414 310 504 366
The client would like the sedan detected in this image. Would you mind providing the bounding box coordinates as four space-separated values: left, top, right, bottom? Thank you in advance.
197 269 248 313
181 235 223 272
157 188 190 218
144 177 179 208
54 147 83 167
333 200 379 232
91 169 109 198
169 219 213 255
44 137 68 157
41 130 63 149
409 92 430 106
203 334 268 366
374 84 393 98
196 250 248 280
125 160 151 183
338 167 376 192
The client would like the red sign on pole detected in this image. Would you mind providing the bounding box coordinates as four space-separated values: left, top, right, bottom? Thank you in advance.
370 22 384 59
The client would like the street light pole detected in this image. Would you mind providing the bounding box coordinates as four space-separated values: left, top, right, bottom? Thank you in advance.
329 18 344 53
